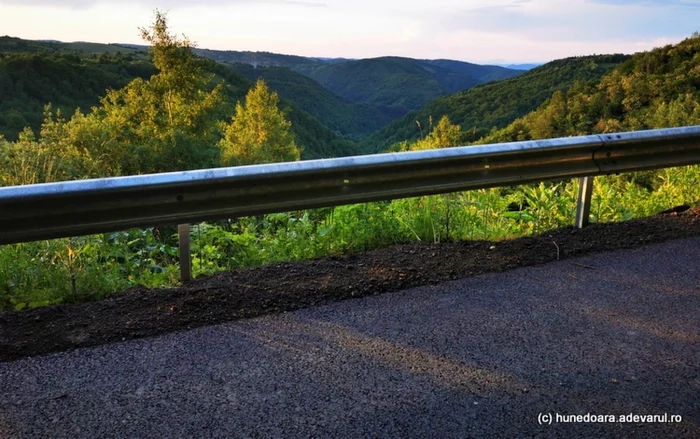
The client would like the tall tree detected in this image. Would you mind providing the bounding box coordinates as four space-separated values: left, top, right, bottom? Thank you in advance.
102 9 226 173
36 10 227 178
220 79 300 165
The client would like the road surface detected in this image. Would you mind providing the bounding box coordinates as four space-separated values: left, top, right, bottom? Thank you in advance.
1 238 698 438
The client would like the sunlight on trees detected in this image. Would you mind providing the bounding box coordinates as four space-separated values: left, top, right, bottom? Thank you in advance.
90 9 227 174
404 115 462 151
219 79 300 166
0 10 228 183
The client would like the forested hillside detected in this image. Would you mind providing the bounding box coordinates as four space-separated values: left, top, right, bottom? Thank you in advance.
193 48 522 119
2 36 527 149
193 47 322 70
227 62 392 140
295 56 521 117
483 34 700 142
361 54 629 153
0 37 358 160
420 59 521 83
0 36 143 55
205 62 358 158
0 51 156 140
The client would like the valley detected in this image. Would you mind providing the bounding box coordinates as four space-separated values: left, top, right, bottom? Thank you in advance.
0 35 526 152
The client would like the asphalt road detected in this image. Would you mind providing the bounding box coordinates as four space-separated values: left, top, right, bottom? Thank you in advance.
1 238 699 439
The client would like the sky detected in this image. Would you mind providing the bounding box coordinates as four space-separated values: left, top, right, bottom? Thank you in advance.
1 0 698 64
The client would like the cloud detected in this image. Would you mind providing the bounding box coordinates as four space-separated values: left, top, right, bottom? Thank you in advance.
0 0 326 8
279 0 325 6
435 0 698 43
587 0 700 6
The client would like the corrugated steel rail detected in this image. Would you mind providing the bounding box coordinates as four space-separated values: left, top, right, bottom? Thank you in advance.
2 126 700 245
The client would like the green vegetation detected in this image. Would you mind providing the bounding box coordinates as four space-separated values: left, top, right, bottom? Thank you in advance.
295 57 522 117
0 36 143 56
1 36 525 149
0 39 358 161
193 47 321 70
483 35 700 142
395 115 463 151
361 54 629 153
0 50 156 140
228 63 392 140
0 11 306 184
220 79 300 165
0 12 231 179
193 49 522 120
3 165 698 311
207 61 360 159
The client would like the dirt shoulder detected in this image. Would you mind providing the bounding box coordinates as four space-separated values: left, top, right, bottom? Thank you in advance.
2 207 699 363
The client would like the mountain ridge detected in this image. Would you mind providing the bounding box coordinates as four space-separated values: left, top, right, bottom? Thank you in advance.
292 56 522 117
16 38 525 125
481 35 700 144
359 54 630 153
226 62 392 141
0 36 359 159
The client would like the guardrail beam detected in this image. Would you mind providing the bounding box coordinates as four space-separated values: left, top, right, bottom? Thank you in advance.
1 126 700 246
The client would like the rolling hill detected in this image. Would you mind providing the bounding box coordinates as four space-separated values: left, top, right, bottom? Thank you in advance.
10 40 527 139
193 47 322 70
0 50 156 140
0 37 359 159
0 35 144 56
226 63 392 141
294 56 522 117
481 35 700 144
359 54 630 153
206 62 360 159
192 48 523 119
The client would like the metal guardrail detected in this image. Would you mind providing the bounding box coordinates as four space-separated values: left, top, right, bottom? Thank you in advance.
2 125 700 280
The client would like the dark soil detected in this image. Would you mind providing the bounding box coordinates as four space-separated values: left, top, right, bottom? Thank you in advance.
2 207 700 363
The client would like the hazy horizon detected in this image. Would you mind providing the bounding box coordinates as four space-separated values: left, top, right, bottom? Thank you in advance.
1 0 698 64
14 37 549 66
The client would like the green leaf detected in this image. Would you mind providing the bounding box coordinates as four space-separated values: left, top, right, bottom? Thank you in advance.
502 211 535 222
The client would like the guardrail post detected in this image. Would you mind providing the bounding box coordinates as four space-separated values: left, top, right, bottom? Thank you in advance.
178 224 191 282
575 176 594 228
